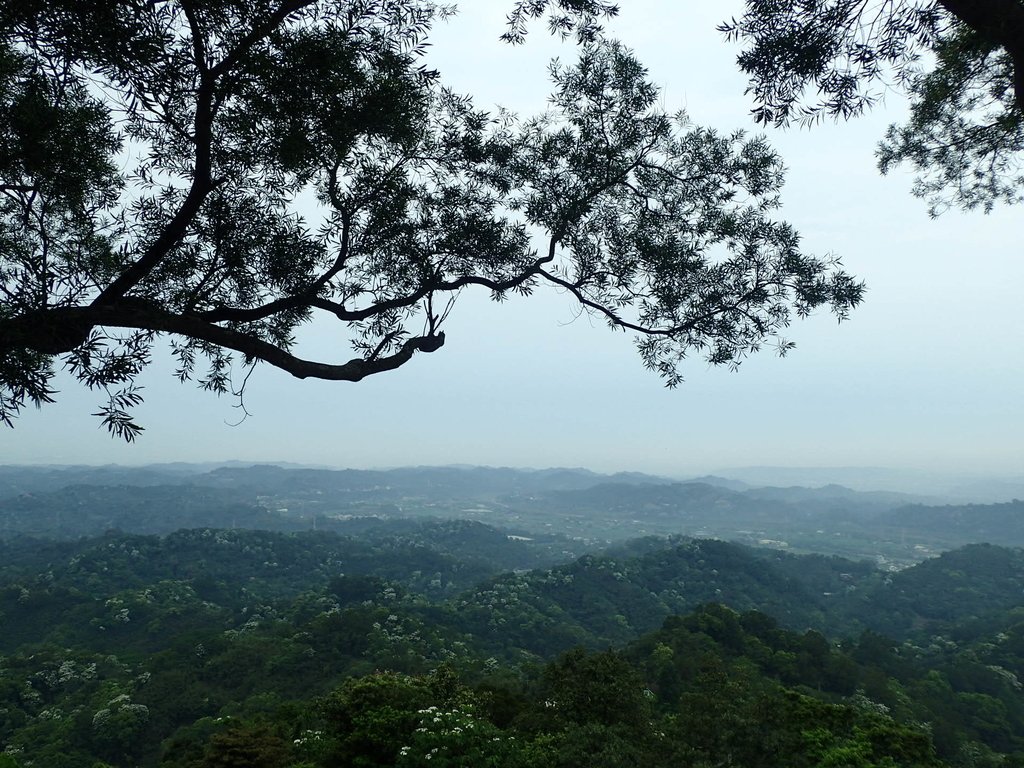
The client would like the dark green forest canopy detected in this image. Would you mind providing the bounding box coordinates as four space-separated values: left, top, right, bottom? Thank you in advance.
3 526 1024 767
2 464 1024 766
0 0 862 438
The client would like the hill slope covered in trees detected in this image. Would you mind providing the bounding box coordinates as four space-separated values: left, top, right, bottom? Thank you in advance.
2 521 1024 766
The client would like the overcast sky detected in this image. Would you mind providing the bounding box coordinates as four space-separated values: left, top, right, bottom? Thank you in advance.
2 1 1021 482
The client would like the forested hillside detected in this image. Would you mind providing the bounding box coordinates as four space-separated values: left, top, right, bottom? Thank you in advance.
4 465 1024 766
2 518 1024 767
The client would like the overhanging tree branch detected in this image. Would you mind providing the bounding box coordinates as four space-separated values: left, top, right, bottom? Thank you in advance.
1 304 444 381
0 3 863 438
723 0 1024 212
937 0 1024 107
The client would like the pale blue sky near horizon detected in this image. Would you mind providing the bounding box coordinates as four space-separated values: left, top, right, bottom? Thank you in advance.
2 1 1021 480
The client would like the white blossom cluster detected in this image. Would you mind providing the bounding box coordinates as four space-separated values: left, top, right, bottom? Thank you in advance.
392 702 518 766
370 613 423 645
293 729 324 746
92 693 150 730
31 659 98 689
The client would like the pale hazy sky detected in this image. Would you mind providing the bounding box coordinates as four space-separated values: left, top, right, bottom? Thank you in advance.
2 2 1022 479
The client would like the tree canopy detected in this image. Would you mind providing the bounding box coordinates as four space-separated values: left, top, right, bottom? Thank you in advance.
0 0 862 439
721 0 1024 215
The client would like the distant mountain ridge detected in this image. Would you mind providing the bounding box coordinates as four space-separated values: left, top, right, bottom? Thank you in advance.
0 462 672 500
5 464 1024 568
714 465 1024 502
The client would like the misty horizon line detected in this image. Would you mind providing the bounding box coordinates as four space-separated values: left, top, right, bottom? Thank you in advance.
1 458 1021 476
2 459 1023 500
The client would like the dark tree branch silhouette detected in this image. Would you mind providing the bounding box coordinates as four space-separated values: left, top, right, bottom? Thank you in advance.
0 1 861 439
722 0 1024 214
